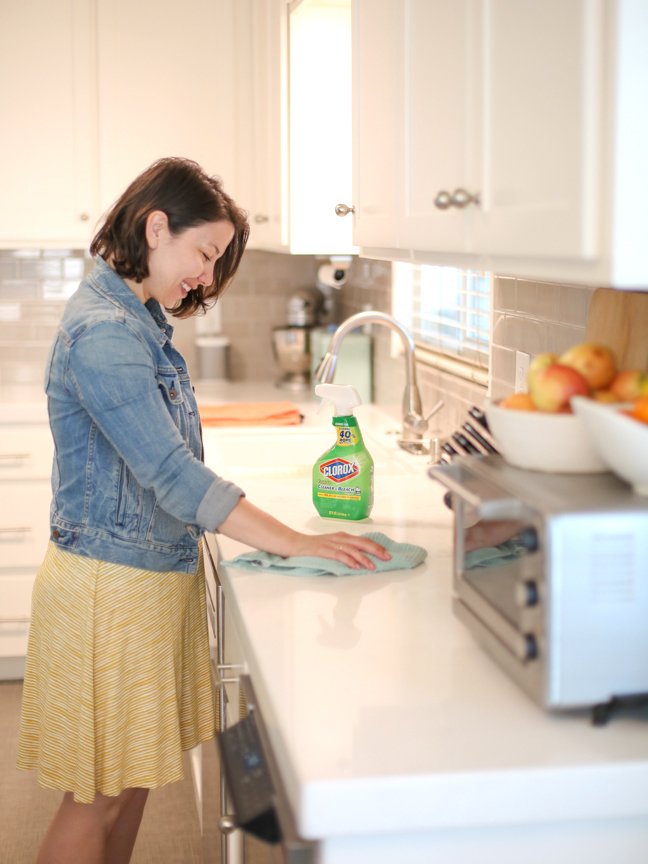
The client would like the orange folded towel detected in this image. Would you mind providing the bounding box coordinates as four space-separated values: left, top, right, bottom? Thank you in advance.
198 401 303 427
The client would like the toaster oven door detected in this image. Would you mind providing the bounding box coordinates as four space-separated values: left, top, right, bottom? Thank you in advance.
430 461 547 701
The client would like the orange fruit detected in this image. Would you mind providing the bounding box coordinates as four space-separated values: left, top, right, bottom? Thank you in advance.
592 389 619 403
628 397 648 425
499 392 536 411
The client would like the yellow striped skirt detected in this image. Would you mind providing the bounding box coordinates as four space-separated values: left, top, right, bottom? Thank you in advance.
17 542 217 803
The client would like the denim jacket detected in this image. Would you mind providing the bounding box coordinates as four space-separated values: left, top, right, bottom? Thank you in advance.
46 257 244 574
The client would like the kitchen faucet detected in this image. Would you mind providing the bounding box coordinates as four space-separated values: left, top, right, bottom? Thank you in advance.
314 310 442 453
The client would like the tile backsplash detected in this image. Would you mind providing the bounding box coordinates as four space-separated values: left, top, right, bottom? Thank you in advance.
489 275 593 402
0 249 93 387
0 247 599 439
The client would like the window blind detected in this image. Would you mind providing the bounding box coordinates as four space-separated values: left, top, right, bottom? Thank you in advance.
392 262 492 384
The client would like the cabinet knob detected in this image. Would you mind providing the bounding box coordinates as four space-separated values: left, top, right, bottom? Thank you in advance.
450 188 480 208
334 202 355 217
79 212 90 221
434 190 453 210
254 214 269 224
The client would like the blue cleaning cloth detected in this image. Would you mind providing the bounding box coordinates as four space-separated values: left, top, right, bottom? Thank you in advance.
464 538 528 570
221 531 427 577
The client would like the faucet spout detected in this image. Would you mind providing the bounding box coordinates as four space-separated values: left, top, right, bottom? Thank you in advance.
315 311 428 445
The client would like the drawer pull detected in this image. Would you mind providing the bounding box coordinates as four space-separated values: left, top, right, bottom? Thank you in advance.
0 617 31 624
0 453 30 463
0 527 31 538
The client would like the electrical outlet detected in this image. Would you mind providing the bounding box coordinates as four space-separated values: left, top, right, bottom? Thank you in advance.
515 351 530 392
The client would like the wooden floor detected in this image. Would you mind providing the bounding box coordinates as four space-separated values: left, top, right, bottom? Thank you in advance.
1 681 279 864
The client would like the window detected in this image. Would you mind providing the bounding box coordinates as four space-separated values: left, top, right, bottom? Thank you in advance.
392 262 491 385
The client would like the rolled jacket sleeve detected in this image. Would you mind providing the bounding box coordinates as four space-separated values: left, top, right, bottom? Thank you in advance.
68 320 244 531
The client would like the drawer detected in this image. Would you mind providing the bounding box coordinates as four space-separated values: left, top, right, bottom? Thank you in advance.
0 481 51 568
0 573 34 664
0 425 53 480
0 572 35 621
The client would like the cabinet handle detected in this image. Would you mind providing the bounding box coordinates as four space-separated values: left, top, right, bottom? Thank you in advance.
0 527 31 538
334 202 355 217
434 188 481 210
0 617 31 624
434 190 453 210
450 187 480 208
254 213 270 224
0 453 30 463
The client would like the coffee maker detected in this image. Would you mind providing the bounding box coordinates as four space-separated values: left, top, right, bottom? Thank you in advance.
272 287 324 390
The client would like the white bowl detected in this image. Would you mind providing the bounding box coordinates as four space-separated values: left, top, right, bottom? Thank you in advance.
483 399 608 473
571 396 648 494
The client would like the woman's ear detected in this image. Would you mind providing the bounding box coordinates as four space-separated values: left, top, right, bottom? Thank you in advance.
145 210 169 249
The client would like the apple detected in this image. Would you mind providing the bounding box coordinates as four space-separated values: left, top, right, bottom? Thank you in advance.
610 369 648 401
559 342 616 390
499 392 536 411
527 352 559 390
529 363 590 412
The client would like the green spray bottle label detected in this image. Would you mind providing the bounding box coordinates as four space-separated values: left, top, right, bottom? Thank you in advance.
312 384 374 521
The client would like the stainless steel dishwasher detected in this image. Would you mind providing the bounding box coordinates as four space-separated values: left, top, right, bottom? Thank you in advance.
202 533 318 864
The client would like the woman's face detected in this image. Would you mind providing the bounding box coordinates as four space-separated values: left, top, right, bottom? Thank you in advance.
137 212 236 308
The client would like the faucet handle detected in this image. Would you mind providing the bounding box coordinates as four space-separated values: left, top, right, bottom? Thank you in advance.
409 399 444 435
424 399 444 425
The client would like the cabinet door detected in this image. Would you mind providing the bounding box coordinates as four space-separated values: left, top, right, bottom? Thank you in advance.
0 0 98 247
234 0 288 251
352 0 403 250
96 0 239 211
289 0 355 254
399 0 477 254
473 0 602 259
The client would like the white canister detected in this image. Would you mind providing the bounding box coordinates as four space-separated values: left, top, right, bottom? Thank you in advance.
196 335 230 381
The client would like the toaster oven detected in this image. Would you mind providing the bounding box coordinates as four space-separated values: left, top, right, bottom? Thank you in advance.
429 455 648 721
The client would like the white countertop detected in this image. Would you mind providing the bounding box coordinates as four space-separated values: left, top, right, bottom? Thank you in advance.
4 378 647 855
205 401 648 851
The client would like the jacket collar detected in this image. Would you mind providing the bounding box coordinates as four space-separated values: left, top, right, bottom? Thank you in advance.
89 257 175 344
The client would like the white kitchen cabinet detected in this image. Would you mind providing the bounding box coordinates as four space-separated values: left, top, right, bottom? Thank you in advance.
352 0 648 289
0 420 52 680
0 0 99 248
0 0 242 248
232 0 288 250
95 0 240 214
235 0 355 255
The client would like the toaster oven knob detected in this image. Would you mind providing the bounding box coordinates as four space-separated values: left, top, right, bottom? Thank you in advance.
516 579 539 608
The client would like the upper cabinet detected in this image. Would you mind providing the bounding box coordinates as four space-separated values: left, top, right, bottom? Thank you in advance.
0 0 243 249
351 0 648 289
0 0 99 248
235 0 355 254
95 0 239 213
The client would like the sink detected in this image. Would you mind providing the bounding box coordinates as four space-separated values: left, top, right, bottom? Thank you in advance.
202 425 425 479
203 426 333 478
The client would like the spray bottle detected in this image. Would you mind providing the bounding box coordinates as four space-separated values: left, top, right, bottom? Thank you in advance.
312 384 374 520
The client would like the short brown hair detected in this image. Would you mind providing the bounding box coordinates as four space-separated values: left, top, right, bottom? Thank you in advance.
90 157 249 317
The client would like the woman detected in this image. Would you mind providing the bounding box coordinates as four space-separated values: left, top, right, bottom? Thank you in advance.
17 157 389 864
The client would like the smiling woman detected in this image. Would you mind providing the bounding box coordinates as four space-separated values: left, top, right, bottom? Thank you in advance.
16 156 391 864
89 157 248 317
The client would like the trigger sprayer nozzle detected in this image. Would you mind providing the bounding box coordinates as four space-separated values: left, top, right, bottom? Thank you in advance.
315 383 362 417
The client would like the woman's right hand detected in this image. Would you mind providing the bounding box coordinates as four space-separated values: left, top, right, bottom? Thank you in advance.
217 498 390 569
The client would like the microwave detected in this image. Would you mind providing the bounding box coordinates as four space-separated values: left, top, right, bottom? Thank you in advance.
429 455 648 723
